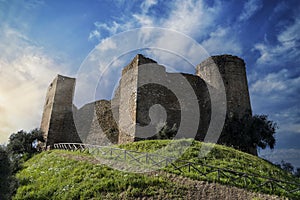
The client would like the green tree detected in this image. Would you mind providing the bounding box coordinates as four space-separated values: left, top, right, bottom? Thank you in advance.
281 160 294 173
0 145 11 200
0 129 43 199
295 168 300 178
0 145 17 200
7 128 44 172
220 114 277 154
7 129 44 156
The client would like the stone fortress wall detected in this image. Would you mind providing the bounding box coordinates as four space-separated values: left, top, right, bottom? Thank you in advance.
40 54 252 152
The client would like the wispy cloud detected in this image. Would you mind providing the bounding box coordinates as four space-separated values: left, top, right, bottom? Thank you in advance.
85 1 300 169
141 0 158 14
249 12 300 152
84 0 244 106
88 0 159 41
253 15 300 65
0 25 68 143
201 26 242 55
250 68 300 117
88 0 243 61
89 20 132 41
238 0 263 22
250 68 300 156
89 0 222 41
162 0 221 38
88 30 100 41
250 69 300 94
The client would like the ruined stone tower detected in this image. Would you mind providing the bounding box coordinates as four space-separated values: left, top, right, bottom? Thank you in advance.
196 55 252 118
118 54 165 143
118 54 211 143
40 75 81 148
117 54 252 145
40 54 254 154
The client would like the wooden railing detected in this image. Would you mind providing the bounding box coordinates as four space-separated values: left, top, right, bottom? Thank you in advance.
54 143 300 197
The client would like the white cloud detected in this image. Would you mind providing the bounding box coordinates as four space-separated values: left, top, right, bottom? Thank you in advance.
84 0 243 99
250 68 300 148
89 21 125 41
96 38 117 52
133 14 154 27
0 25 68 144
88 30 100 41
278 18 300 45
89 0 222 40
95 21 121 35
201 27 242 55
250 69 290 94
279 123 300 134
88 0 245 61
141 0 158 14
250 69 300 111
254 16 300 65
90 0 158 38
89 0 245 61
162 0 220 38
238 0 263 22
270 105 300 140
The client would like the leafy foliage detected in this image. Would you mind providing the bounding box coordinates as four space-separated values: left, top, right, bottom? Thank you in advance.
0 145 18 200
220 114 277 153
295 168 300 178
281 160 295 173
7 128 44 173
0 128 44 199
0 145 12 200
7 129 44 156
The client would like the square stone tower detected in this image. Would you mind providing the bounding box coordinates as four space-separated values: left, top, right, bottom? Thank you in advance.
40 74 81 148
118 54 160 143
118 54 211 144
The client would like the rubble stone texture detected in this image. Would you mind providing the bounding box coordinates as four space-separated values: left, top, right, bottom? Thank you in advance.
40 75 82 148
40 54 252 153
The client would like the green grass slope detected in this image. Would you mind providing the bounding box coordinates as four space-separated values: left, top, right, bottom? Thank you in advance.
14 150 189 199
14 140 299 199
119 139 296 180
120 140 300 197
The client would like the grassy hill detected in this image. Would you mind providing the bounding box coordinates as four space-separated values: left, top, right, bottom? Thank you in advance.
14 140 299 199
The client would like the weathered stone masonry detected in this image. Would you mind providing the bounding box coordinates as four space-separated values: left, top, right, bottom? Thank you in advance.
40 54 252 153
40 75 82 148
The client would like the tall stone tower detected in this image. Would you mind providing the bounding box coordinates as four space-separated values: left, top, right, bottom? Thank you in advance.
118 54 211 144
197 55 255 155
40 74 81 148
118 54 161 144
196 55 252 118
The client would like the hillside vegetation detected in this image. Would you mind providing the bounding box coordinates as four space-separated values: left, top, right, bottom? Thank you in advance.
14 140 299 199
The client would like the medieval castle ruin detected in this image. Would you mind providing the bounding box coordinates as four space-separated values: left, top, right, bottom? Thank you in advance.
40 54 252 153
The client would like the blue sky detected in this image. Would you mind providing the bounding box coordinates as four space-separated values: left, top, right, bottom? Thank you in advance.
0 0 299 167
